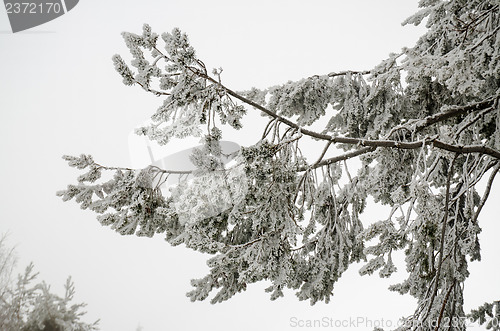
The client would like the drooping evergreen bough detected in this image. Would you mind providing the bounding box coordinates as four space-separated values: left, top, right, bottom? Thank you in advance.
58 1 500 329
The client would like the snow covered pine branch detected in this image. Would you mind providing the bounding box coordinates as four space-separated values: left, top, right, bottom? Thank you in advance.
58 1 500 330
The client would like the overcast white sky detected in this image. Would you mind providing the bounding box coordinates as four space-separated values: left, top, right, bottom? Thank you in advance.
0 1 498 330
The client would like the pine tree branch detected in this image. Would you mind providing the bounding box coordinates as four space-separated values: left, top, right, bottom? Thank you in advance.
133 78 171 96
187 68 500 162
93 162 192 175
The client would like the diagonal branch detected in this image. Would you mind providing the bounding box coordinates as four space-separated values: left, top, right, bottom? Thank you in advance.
188 68 500 161
413 96 499 132
298 146 376 171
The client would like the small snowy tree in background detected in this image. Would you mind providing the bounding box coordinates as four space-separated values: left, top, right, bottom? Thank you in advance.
0 235 99 331
59 1 500 329
0 233 17 300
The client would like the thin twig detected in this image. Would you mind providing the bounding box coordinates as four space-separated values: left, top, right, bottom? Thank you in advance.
435 279 457 331
473 162 500 223
469 24 500 52
312 141 332 167
424 153 458 322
